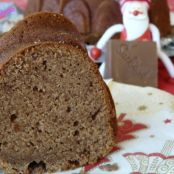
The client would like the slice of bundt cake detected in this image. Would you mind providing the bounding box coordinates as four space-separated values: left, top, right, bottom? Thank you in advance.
0 13 116 174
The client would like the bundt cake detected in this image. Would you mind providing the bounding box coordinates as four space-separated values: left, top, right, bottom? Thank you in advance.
0 12 116 174
25 0 171 40
25 0 122 44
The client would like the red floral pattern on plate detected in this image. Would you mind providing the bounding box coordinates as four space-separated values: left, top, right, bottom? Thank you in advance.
123 140 174 174
117 113 148 143
124 152 174 159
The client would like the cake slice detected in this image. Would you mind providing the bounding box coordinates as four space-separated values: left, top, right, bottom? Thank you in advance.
0 13 116 174
0 12 85 65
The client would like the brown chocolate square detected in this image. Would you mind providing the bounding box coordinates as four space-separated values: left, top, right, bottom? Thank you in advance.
105 40 158 87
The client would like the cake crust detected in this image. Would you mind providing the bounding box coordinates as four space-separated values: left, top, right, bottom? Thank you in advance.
0 12 85 65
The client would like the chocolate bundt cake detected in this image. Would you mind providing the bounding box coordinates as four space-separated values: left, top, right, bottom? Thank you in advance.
0 12 116 174
26 0 171 40
25 0 122 44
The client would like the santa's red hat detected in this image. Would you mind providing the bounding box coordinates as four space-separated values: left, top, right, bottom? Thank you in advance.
120 0 151 9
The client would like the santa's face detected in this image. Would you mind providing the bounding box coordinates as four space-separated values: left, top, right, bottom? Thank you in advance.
122 1 149 20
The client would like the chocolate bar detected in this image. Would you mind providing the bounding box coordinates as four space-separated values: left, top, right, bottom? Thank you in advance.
105 40 158 87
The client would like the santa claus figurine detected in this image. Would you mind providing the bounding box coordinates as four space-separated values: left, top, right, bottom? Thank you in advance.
90 0 174 78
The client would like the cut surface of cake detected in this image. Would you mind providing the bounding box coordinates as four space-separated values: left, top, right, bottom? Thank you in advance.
0 12 116 174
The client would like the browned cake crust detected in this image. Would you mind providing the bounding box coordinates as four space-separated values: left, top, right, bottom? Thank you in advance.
0 12 85 65
0 13 117 174
25 0 122 44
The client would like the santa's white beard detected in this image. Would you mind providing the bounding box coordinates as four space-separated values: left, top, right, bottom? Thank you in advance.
123 17 149 41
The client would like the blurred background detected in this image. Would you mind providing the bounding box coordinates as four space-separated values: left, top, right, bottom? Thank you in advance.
0 0 174 54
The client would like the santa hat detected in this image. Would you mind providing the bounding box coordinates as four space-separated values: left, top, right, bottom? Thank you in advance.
120 0 151 9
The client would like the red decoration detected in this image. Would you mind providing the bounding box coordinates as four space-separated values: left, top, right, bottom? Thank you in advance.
90 47 102 60
132 10 143 16
117 113 148 143
124 152 174 159
164 119 172 124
